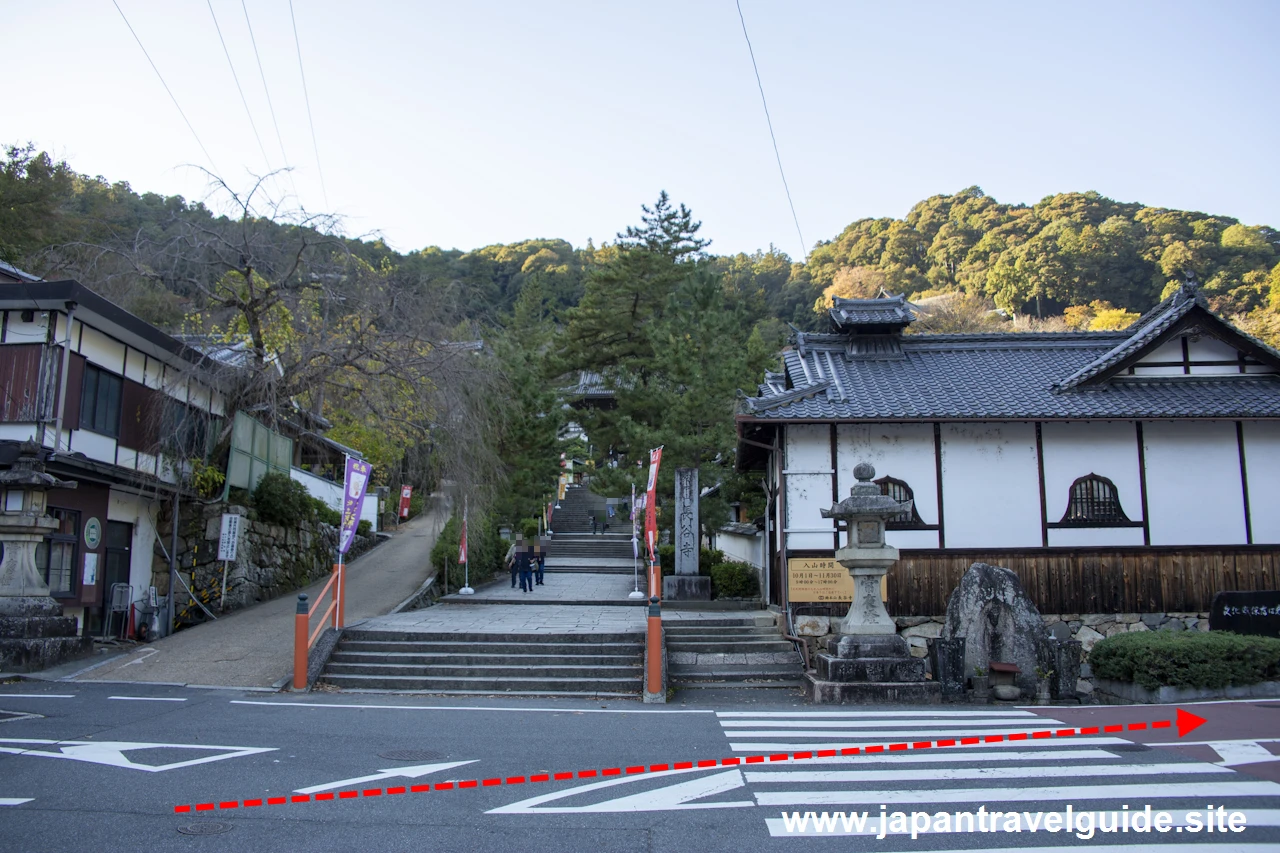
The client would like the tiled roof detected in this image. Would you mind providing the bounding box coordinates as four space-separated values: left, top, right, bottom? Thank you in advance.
829 294 915 328
741 292 1280 421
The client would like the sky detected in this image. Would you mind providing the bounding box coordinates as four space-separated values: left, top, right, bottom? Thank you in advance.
6 1 1279 260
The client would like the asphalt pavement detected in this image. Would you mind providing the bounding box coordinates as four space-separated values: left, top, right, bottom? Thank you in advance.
1 681 1278 853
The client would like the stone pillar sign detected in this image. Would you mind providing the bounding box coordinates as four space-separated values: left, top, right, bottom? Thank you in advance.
662 467 710 601
0 441 92 672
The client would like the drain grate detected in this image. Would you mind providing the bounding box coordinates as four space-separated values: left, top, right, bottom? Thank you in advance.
378 749 443 761
177 821 233 836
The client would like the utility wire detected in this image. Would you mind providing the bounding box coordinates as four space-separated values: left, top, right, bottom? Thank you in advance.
206 0 273 174
735 0 807 261
289 0 330 208
240 0 297 196
112 0 221 175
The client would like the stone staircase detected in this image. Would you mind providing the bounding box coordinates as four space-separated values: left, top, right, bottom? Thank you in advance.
546 483 635 574
319 626 644 697
666 616 806 689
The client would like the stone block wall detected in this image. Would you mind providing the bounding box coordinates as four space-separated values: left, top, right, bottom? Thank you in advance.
150 501 377 621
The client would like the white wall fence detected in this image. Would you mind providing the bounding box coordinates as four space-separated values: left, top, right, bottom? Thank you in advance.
291 467 380 532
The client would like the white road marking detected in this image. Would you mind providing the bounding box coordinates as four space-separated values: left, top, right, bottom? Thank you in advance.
489 766 754 814
763 748 1121 766
0 738 275 772
765 810 1280 837
0 694 74 699
231 700 712 715
717 710 1045 718
120 648 159 667
720 718 1059 729
0 712 41 725
745 762 1229 784
730 737 1135 752
0 798 33 806
754 779 1280 806
294 760 478 794
725 726 1064 739
1206 740 1280 768
108 696 187 703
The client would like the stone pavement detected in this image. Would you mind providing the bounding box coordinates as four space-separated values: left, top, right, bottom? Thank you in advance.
363 603 648 635
41 498 449 689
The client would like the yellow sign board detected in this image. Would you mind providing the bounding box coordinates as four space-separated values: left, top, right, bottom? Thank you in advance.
786 557 886 603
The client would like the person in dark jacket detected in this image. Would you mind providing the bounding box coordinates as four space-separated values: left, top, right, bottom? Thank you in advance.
533 543 546 585
515 543 536 593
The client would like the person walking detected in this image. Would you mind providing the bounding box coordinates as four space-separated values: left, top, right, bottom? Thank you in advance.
506 538 520 588
590 513 598 535
516 542 536 593
533 542 546 586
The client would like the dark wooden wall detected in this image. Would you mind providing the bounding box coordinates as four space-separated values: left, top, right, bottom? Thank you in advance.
879 548 1280 616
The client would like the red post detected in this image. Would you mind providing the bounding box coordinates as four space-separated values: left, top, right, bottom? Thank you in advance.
293 594 309 690
645 595 662 696
334 562 345 628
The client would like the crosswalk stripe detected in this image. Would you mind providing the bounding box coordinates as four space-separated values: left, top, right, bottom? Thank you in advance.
721 718 1063 729
717 710 1044 718
745 762 1230 785
771 748 1122 766
754 779 1280 806
765 811 1280 838
729 737 1135 752
726 726 1065 738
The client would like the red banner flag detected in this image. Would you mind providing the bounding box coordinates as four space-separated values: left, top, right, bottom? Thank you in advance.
643 446 663 562
398 485 412 519
458 502 468 564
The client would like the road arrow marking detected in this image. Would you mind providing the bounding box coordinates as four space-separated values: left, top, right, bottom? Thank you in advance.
0 798 33 806
295 761 479 794
0 738 275 772
489 767 754 814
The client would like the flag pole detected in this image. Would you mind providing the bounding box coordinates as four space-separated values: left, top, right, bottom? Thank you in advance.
459 495 474 594
628 481 644 599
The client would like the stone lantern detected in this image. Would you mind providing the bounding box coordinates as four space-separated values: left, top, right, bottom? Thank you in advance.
0 440 91 672
804 461 940 704
820 461 910 635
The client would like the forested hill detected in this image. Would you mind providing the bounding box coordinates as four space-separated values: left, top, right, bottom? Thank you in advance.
2 146 1277 343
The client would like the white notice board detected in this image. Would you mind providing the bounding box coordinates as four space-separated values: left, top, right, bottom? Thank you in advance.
218 514 241 561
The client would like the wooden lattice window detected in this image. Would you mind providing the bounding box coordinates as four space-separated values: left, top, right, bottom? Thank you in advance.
874 476 927 529
1060 474 1130 525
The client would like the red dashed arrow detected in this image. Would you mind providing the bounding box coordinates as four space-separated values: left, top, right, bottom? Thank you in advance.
172 708 1208 814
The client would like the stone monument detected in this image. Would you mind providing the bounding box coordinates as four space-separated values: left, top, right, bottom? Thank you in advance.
0 441 92 672
663 467 710 601
804 462 941 704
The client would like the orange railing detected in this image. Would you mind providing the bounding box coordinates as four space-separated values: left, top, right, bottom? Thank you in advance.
293 563 345 690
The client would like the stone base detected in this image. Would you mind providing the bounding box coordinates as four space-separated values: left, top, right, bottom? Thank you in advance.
0 635 92 673
663 575 711 601
0 597 63 618
804 675 942 705
817 655 926 683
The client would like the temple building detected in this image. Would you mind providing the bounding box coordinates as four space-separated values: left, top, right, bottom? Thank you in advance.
735 287 1280 619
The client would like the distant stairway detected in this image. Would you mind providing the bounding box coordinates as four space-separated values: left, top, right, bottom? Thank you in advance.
320 626 644 697
546 483 635 574
666 617 805 689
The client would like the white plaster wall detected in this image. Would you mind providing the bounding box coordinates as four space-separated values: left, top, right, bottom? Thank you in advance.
886 530 940 549
1132 365 1186 377
291 467 379 532
939 422 1041 548
0 424 37 442
69 429 116 464
1143 421 1246 545
123 347 146 383
1041 421 1143 528
135 451 158 476
718 530 762 568
1187 336 1239 361
5 314 48 343
1137 339 1183 365
784 424 835 549
1242 421 1280 544
1048 527 1145 547
837 423 938 525
78 325 126 374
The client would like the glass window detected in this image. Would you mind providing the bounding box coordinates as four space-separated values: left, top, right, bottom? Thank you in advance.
37 508 79 596
80 365 122 437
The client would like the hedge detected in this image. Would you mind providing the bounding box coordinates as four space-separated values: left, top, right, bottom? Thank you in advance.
1089 631 1280 690
710 561 760 599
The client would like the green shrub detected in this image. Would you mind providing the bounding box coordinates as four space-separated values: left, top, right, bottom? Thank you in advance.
1089 631 1280 690
658 545 722 577
407 491 425 519
251 473 315 527
519 518 541 538
430 512 503 590
311 497 341 527
710 561 760 599
357 520 372 537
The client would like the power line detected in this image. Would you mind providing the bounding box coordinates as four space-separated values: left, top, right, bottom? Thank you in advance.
112 0 221 175
240 0 294 186
289 0 330 208
734 0 807 261
206 0 273 174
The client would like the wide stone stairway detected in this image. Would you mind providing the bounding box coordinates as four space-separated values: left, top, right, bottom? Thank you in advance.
319 624 644 697
546 484 634 574
666 614 805 689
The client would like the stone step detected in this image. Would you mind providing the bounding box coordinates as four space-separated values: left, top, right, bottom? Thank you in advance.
330 651 642 667
667 640 796 654
338 640 642 654
662 617 775 629
341 630 643 645
326 662 643 679
669 664 805 684
662 626 780 637
320 673 643 694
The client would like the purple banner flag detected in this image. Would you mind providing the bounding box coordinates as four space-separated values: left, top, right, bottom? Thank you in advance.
339 457 373 555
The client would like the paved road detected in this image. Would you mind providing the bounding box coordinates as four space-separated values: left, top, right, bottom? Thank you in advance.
1 683 1277 852
55 500 448 689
